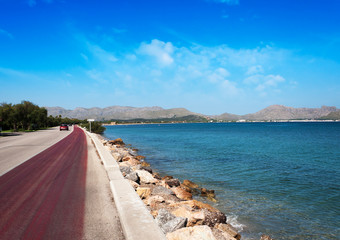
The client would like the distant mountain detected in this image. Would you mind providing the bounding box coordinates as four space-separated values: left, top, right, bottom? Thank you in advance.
45 106 202 121
242 105 338 120
45 105 338 121
319 110 340 120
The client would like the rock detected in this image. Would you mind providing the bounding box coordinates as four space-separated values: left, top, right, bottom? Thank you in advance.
136 170 158 184
215 223 241 240
141 166 153 173
109 138 125 145
201 188 216 198
156 209 187 234
119 166 132 175
201 209 227 227
147 196 165 206
165 178 181 188
128 179 139 189
125 172 139 183
171 205 205 227
162 176 173 180
180 184 192 193
122 156 131 161
141 161 151 167
111 152 123 161
261 235 273 240
183 179 199 189
135 155 146 160
152 186 175 196
153 172 162 180
127 158 140 166
136 187 151 199
166 225 217 240
171 187 193 200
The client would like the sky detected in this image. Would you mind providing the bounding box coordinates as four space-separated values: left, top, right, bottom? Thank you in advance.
0 0 339 115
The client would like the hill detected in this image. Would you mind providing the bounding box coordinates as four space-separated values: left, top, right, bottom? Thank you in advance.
45 105 338 121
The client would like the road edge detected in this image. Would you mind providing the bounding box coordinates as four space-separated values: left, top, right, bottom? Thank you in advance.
83 129 166 240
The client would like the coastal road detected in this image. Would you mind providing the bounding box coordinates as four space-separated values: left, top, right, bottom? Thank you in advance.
0 126 73 176
0 126 124 240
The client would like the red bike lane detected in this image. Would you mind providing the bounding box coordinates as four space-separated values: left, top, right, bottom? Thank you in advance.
0 126 87 240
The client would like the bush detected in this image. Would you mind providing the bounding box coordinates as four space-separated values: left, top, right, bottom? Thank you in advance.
82 121 106 134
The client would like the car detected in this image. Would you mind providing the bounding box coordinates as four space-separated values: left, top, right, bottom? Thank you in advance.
59 124 69 131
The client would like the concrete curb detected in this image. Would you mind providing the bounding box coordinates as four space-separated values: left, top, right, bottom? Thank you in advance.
85 130 166 240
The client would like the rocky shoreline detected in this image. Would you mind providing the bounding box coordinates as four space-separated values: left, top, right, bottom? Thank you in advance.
101 136 273 240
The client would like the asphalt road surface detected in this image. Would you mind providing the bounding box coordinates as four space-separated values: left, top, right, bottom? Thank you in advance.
0 126 124 240
0 126 72 176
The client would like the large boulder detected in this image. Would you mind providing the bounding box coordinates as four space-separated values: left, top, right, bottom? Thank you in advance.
166 225 217 240
171 205 205 227
171 187 193 200
165 178 181 188
156 209 187 234
136 170 158 184
136 187 151 199
119 166 132 175
215 223 241 240
261 235 273 240
109 138 125 145
152 186 175 196
183 179 199 189
125 171 139 183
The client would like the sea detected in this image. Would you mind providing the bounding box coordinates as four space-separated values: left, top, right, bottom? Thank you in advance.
103 122 340 240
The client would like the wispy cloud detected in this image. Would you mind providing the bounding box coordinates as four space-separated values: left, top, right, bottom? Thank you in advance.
207 0 239 5
0 28 14 39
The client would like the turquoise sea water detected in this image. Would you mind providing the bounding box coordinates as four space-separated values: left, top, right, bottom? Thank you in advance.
103 123 340 240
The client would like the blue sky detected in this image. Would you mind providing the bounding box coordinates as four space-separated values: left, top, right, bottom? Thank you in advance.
0 0 339 115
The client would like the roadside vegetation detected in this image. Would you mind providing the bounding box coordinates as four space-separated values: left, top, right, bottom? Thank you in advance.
0 101 82 132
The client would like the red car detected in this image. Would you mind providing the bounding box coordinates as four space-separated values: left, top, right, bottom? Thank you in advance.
59 124 69 131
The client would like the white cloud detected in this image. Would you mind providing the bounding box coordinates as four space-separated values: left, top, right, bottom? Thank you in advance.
0 28 14 39
245 74 285 92
138 39 174 66
209 0 239 5
246 65 264 75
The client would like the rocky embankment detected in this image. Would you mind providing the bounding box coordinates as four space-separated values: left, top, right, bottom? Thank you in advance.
102 137 273 240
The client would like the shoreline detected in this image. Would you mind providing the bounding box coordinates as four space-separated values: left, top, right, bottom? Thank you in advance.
98 134 273 240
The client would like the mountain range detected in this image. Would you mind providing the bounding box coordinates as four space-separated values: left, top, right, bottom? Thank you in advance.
45 105 339 121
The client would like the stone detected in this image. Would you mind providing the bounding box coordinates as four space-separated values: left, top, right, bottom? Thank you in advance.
152 186 175 196
136 170 158 184
180 184 192 193
171 187 193 200
201 188 216 199
165 178 181 188
111 152 123 161
119 166 132 175
147 195 165 206
261 235 273 240
201 209 227 227
125 172 139 183
155 209 187 234
182 179 199 189
122 156 131 161
171 205 205 227
128 179 139 189
141 166 153 173
166 225 217 240
215 223 241 240
153 172 162 180
109 138 125 145
141 161 151 167
127 158 140 166
136 187 151 199
162 176 173 180
135 155 146 160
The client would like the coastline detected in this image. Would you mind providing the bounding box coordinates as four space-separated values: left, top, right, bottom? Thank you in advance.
98 134 273 240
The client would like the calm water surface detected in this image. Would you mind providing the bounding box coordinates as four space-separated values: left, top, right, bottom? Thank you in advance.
104 122 340 240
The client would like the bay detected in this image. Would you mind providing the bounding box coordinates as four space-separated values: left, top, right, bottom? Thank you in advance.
104 122 340 240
